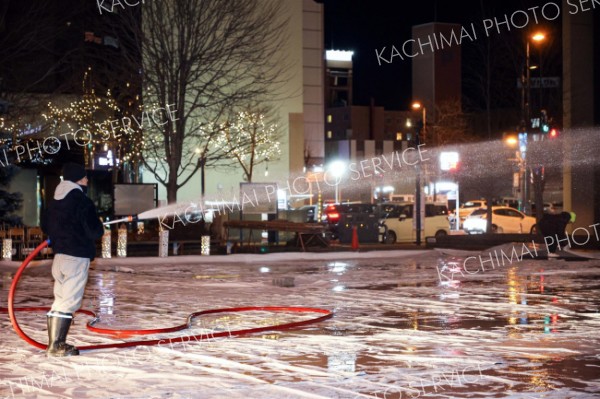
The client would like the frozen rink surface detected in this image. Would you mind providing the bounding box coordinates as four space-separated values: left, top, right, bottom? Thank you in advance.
1 248 599 399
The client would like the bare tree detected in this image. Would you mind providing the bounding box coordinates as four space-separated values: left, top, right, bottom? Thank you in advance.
113 0 290 202
214 109 282 183
462 2 522 138
432 99 474 146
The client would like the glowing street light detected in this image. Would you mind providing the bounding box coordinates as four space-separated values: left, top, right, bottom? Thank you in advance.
327 160 346 203
531 32 546 42
504 136 518 146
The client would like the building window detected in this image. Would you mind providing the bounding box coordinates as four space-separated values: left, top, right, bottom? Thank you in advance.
406 133 412 141
406 118 412 128
327 114 332 123
396 132 403 141
327 130 332 139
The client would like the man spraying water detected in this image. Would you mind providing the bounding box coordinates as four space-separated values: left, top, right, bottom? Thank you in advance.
538 211 576 258
41 163 105 356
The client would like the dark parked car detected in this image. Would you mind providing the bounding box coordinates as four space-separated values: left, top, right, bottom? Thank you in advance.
322 203 380 242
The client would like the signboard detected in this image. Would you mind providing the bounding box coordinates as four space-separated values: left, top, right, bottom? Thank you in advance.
440 151 459 171
239 182 278 215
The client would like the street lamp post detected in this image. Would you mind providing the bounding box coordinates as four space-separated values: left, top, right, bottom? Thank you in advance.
522 32 546 214
412 102 425 246
195 148 207 197
526 33 546 130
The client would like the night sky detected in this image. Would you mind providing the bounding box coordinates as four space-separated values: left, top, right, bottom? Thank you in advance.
322 0 566 111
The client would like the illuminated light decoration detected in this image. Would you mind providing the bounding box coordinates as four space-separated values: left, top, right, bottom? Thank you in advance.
201 235 210 256
101 230 112 258
137 222 144 235
2 238 12 261
549 128 558 138
212 111 281 181
37 68 146 169
2 69 169 171
117 224 127 257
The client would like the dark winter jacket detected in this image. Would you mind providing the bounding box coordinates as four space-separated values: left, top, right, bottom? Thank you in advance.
538 212 571 238
41 181 105 260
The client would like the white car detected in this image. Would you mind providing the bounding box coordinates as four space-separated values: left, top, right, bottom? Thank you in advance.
379 203 450 243
449 200 486 229
463 206 537 234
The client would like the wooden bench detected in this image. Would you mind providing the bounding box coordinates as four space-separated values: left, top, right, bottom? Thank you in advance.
223 220 329 251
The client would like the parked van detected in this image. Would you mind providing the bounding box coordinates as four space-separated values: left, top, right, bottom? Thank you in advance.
379 202 450 243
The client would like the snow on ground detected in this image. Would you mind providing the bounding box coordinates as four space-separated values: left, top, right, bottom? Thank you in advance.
1 248 599 398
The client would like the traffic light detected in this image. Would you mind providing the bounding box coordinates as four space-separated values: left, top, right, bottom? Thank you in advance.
549 128 558 138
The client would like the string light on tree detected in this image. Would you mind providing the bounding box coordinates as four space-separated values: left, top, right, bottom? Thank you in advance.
213 111 281 182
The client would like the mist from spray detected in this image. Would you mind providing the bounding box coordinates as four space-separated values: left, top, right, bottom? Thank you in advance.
104 127 600 223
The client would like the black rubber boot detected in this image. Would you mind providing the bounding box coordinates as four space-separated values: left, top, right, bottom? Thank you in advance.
47 314 79 357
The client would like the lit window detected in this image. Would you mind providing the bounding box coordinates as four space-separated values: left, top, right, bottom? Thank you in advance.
327 115 332 123
396 132 403 141
406 133 412 141
327 131 332 139
406 118 412 128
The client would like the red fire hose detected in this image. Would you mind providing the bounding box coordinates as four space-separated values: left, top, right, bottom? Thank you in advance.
2 240 333 352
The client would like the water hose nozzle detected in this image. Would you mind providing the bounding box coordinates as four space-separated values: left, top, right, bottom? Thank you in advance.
103 215 139 226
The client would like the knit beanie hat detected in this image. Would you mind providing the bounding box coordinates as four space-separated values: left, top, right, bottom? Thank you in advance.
62 163 87 183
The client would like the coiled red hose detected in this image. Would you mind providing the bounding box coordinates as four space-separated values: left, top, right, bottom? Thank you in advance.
3 240 333 352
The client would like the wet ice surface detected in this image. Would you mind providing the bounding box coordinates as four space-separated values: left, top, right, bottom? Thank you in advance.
1 249 600 399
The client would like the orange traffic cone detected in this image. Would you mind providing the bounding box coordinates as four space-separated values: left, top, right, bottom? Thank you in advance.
351 225 359 251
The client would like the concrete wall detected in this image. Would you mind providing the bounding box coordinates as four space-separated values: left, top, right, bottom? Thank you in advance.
562 2 596 229
302 0 325 166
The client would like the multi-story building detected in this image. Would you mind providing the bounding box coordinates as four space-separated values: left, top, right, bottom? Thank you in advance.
149 0 326 204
